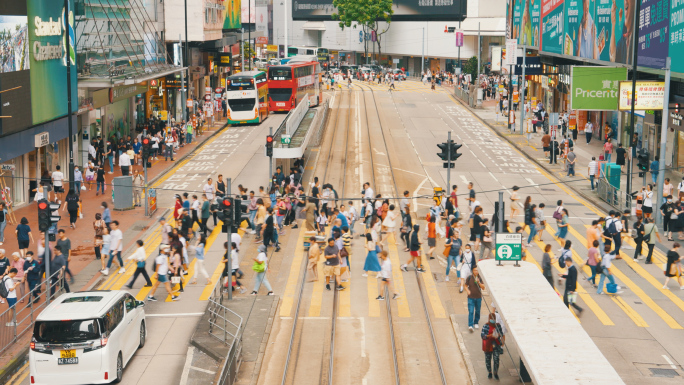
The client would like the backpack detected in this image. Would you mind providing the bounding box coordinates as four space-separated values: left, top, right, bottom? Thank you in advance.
552 207 562 220
0 276 10 298
558 250 570 269
606 219 618 236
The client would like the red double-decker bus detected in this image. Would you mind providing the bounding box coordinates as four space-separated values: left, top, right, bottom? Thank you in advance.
267 61 322 112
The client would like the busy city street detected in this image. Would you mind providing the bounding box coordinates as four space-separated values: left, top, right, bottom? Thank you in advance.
2 0 684 384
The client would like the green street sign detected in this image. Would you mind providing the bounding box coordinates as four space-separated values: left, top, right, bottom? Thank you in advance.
495 233 523 261
281 135 291 145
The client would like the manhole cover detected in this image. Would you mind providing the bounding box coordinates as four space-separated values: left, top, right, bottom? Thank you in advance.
541 188 556 191
649 368 679 378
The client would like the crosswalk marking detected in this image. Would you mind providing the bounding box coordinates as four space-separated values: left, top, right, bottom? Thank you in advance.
520 223 614 325
308 253 326 317
367 274 381 317
387 234 411 317
560 224 682 329
417 242 446 319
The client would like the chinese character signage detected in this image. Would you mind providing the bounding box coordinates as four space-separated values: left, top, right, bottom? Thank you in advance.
541 0 565 54
571 66 627 110
618 81 665 110
670 0 684 73
638 0 669 68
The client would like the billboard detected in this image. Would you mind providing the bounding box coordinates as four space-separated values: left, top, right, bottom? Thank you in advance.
672 0 684 73
491 46 502 72
291 0 467 21
541 0 564 54
571 66 626 110
223 0 241 29
518 0 541 47
27 0 78 126
256 6 268 39
637 0 669 69
618 81 665 110
0 4 33 137
563 0 599 59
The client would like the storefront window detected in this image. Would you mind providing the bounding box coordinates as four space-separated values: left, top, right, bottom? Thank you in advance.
0 157 22 206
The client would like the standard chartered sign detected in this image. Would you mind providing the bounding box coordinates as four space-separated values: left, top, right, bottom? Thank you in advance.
571 66 627 111
33 16 64 61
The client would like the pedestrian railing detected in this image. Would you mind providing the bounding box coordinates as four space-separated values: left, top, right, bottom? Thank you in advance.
597 178 632 211
206 279 244 385
454 87 469 103
0 270 65 356
310 100 329 148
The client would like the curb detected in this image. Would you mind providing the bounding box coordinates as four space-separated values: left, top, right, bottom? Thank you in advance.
249 295 280 385
450 315 479 385
0 347 29 385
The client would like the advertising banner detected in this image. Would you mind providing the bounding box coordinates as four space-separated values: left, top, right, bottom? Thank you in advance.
0 3 33 137
563 0 581 57
618 81 665 110
637 0 669 68
541 0 565 54
504 39 518 65
672 0 684 73
256 6 268 38
216 53 231 67
223 0 241 29
570 66 626 110
518 0 541 46
242 0 255 23
292 0 466 21
594 0 614 61
511 0 523 41
598 0 633 64
28 0 78 126
491 46 502 72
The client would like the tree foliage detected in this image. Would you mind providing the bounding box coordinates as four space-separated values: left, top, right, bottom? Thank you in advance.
332 0 393 58
463 56 479 83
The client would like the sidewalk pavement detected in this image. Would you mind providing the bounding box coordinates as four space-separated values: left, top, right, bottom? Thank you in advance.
0 117 230 380
445 85 682 212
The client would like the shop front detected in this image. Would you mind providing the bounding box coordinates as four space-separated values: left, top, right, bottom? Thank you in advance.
90 83 149 145
145 78 169 119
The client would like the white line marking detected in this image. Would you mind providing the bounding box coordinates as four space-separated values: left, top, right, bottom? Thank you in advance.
179 347 194 385
524 177 538 187
460 175 469 184
663 355 678 369
413 177 429 213
360 316 366 358
190 366 217 375
146 313 204 317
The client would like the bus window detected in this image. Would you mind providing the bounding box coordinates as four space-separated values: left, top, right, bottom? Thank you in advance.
269 67 292 80
227 78 255 91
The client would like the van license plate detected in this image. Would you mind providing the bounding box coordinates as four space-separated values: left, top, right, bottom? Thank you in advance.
276 102 285 106
60 350 76 358
58 357 78 365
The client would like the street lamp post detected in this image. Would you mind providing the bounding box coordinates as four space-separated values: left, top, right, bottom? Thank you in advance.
64 0 75 193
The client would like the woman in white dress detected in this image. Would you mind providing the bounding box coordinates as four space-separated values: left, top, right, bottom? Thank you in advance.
459 243 475 293
381 204 399 245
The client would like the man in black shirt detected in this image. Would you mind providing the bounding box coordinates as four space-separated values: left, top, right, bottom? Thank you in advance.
50 245 70 295
263 208 280 252
560 258 583 316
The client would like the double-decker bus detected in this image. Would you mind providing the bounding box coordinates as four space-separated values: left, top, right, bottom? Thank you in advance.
267 61 322 112
225 71 269 125
287 46 329 65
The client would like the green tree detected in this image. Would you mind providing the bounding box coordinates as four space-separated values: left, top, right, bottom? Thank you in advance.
332 0 393 60
462 56 479 83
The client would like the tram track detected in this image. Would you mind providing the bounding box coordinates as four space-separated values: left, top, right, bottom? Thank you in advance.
355 81 447 385
280 89 352 385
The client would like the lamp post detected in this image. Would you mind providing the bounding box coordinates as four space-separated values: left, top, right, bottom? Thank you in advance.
64 0 75 193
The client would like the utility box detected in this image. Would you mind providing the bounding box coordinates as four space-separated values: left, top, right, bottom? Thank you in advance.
606 164 621 189
112 176 134 211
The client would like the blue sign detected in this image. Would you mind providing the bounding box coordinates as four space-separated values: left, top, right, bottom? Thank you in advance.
359 31 363 42
638 0 669 69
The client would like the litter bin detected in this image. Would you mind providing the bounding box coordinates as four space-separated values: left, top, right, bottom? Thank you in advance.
112 176 134 211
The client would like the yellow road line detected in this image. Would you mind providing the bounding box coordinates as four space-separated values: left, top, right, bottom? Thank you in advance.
339 265 351 317
6 363 29 385
279 229 306 317
367 275 380 317
387 235 410 317
520 223 613 325
418 243 446 319
308 253 326 317
563 225 680 329
105 229 163 290
166 258 197 301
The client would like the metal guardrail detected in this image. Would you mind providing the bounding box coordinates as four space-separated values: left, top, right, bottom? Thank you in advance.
597 178 632 210
0 270 65 356
310 100 329 148
207 275 244 385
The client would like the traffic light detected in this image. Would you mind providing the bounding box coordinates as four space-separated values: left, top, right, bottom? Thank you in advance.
637 149 649 173
37 200 51 232
141 137 152 167
233 198 250 231
437 140 462 168
218 197 234 232
37 199 61 236
266 135 274 157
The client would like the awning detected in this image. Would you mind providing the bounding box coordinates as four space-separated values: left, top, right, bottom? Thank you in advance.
459 18 506 36
302 21 326 31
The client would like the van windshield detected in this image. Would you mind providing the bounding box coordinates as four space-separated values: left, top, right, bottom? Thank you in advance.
34 319 102 343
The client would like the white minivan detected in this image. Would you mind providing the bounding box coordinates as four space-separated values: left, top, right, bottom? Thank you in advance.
29 290 146 384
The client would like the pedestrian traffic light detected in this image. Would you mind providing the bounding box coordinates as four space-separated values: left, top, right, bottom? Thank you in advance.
637 149 649 172
141 137 152 167
221 197 234 230
437 140 462 167
266 135 274 157
232 198 250 231
37 199 61 233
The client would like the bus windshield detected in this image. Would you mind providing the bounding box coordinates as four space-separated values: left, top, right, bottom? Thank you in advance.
268 67 292 80
226 77 255 91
